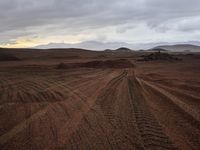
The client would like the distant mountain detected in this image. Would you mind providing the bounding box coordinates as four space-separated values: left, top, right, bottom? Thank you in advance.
148 48 169 52
34 41 134 50
34 41 168 50
34 41 200 51
115 47 133 52
154 44 200 52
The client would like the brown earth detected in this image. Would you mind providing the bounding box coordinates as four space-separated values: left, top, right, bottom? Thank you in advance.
56 59 134 69
0 48 199 150
0 52 20 61
138 52 180 61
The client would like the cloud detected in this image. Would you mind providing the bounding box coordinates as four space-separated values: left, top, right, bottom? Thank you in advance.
0 0 200 47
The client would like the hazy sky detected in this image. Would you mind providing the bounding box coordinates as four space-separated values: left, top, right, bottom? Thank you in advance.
1 0 200 48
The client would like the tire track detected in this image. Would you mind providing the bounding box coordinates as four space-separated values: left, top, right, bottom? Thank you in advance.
138 79 200 129
0 69 119 149
0 69 109 106
0 105 48 145
0 76 102 146
43 70 123 149
136 77 200 150
127 71 177 150
57 70 146 150
0 67 186 149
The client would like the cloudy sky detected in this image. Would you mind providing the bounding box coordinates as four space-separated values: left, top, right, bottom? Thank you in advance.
1 0 200 48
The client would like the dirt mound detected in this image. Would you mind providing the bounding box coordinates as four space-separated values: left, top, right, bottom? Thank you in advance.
139 52 180 61
83 59 134 68
96 54 107 58
0 52 20 61
115 47 132 52
57 59 134 69
56 63 74 69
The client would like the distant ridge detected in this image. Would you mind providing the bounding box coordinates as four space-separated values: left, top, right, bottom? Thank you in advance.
148 48 169 52
33 41 200 51
115 47 132 52
154 44 200 52
2 42 200 52
34 41 133 50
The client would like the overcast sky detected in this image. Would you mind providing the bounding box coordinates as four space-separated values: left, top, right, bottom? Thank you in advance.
1 0 200 48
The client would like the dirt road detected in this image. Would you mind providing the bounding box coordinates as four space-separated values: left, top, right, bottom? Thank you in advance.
0 67 199 150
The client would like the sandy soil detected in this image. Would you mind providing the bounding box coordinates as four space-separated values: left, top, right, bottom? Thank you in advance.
0 52 199 150
135 59 200 150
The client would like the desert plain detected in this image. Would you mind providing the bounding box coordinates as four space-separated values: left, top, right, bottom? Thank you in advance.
0 48 199 150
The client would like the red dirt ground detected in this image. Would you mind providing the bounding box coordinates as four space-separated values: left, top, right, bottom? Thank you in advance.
0 49 199 150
